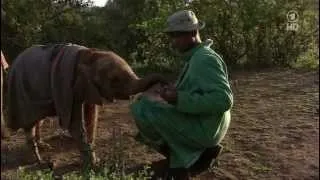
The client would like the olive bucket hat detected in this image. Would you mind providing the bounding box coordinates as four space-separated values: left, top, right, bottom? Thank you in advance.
164 10 205 33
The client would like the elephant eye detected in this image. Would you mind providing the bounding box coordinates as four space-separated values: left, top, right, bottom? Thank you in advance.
111 77 121 87
111 77 119 83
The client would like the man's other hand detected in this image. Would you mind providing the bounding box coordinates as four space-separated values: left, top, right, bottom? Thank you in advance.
160 84 177 104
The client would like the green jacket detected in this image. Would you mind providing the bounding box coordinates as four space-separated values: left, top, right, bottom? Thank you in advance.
130 39 233 168
176 39 233 115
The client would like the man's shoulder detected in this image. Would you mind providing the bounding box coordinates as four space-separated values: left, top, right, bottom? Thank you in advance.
192 46 223 62
189 46 228 73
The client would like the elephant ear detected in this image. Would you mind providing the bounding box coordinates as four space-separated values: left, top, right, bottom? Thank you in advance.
77 48 97 65
74 50 103 105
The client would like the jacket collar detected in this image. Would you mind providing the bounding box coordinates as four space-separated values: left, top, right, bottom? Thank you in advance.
181 39 213 61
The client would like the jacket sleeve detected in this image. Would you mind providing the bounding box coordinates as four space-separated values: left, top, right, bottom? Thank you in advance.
176 54 233 114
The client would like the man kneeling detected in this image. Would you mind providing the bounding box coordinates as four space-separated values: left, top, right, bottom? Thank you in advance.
130 10 233 179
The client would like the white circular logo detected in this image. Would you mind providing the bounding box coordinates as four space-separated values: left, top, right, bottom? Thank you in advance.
287 10 299 22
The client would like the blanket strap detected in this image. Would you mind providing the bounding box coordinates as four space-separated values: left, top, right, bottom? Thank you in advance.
49 47 66 116
51 47 66 73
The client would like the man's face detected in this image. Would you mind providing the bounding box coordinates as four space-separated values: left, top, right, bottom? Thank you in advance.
167 32 193 53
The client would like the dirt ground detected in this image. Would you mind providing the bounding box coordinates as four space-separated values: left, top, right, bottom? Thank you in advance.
1 68 319 180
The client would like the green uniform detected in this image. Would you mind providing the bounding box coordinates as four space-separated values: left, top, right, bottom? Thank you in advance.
130 39 233 168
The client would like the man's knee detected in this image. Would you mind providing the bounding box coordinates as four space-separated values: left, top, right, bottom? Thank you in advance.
130 99 147 120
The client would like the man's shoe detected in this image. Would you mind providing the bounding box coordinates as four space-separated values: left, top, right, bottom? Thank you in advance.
189 144 223 176
150 159 170 180
150 145 170 179
166 168 190 180
158 145 170 158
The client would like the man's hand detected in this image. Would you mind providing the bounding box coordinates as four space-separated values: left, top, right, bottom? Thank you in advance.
134 83 167 103
149 73 169 85
160 84 178 104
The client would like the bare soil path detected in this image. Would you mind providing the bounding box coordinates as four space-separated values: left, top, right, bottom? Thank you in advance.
1 69 319 180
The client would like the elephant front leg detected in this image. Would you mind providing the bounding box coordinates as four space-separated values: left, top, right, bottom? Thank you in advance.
84 103 98 145
69 103 96 171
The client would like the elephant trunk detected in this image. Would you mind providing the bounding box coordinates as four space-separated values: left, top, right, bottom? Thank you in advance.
128 74 166 95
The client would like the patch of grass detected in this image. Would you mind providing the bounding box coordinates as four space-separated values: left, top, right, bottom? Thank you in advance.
17 127 153 180
17 167 53 180
17 165 152 180
251 164 273 173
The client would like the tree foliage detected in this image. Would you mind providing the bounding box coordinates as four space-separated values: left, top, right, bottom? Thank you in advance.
1 0 318 71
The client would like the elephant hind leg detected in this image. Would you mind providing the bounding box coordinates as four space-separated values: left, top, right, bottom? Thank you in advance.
35 120 42 142
34 120 52 150
25 120 52 163
25 122 43 163
84 103 98 145
25 122 54 169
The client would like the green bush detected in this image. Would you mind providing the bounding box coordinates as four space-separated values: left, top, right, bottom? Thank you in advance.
292 40 319 69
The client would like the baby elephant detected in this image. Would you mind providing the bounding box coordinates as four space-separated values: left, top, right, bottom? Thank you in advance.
5 43 167 170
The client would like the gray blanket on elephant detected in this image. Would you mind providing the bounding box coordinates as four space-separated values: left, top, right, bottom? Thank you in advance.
7 43 87 130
